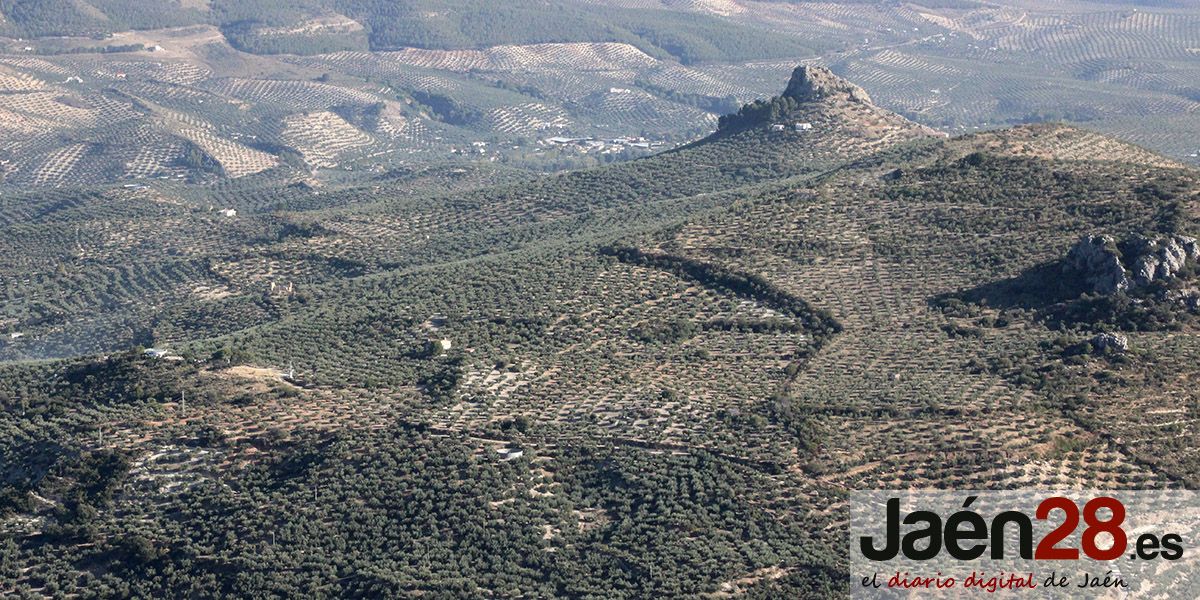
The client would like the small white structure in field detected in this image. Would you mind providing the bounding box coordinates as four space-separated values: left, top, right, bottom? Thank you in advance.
218 208 237 217
145 347 184 361
794 122 813 131
436 339 452 352
9 332 24 339
770 124 786 132
498 448 524 461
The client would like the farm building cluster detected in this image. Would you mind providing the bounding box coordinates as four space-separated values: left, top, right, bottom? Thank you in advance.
540 135 668 154
771 122 814 132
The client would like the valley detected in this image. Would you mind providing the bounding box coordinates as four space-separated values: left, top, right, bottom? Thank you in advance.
0 0 1193 190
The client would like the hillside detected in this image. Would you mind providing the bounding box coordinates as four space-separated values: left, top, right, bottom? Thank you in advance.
3 65 1200 597
0 0 1194 189
0 0 822 63
0 66 938 364
633 121 1200 494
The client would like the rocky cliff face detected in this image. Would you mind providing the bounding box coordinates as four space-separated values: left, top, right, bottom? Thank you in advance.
782 65 872 104
1127 235 1200 285
1066 233 1200 294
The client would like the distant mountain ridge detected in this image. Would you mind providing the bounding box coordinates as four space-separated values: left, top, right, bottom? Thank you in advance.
0 0 822 64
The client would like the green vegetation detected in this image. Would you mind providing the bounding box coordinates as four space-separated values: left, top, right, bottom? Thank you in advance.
0 0 818 63
0 407 842 597
330 0 819 63
718 94 809 132
2 20 1200 596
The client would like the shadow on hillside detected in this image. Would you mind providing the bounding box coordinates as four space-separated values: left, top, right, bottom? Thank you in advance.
931 261 1085 312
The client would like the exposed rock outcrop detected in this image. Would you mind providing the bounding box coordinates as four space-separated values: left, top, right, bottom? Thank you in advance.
1066 233 1200 295
1090 332 1129 353
1066 235 1129 294
782 65 872 104
1127 235 1200 285
1165 287 1200 310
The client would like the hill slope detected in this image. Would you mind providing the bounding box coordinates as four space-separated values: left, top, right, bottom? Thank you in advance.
633 121 1200 492
0 66 937 363
2 68 1200 597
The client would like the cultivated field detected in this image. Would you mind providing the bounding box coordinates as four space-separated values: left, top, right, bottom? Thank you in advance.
0 0 1189 189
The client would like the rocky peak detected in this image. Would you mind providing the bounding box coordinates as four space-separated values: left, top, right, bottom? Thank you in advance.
1066 233 1200 295
782 65 872 104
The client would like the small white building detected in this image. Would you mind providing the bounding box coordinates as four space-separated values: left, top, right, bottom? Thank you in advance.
794 122 813 131
145 347 184 361
218 208 237 217
436 339 452 352
770 124 786 132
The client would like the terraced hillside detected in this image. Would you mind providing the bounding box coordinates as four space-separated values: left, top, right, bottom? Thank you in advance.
0 0 1193 189
0 66 936 363
635 121 1198 491
2 65 1199 597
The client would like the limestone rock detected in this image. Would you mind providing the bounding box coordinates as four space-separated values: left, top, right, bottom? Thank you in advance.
783 65 872 104
1127 235 1200 285
1090 332 1129 353
1164 287 1200 311
1066 235 1129 294
1066 233 1199 294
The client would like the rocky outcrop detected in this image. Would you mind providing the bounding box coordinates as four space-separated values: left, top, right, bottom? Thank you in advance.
1165 287 1200 310
1090 332 1129 353
1066 235 1129 294
782 65 871 104
1127 235 1200 285
1066 234 1200 294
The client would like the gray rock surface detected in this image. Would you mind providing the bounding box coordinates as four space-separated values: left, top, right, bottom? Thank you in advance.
783 65 872 104
1066 234 1200 294
1066 235 1129 294
1128 235 1200 285
1090 332 1129 353
1165 287 1200 310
